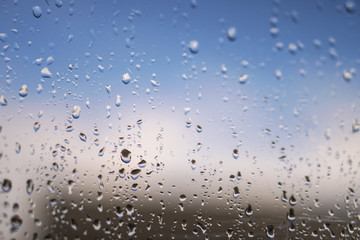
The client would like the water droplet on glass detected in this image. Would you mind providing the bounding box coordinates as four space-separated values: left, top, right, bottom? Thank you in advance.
196 125 202 133
266 225 275 239
2 179 12 192
227 27 236 41
179 194 186 202
188 40 199 54
238 74 248 84
15 142 21 154
0 96 7 106
122 73 131 84
34 122 40 132
98 147 105 157
93 219 101 231
79 132 87 142
55 0 63 8
287 208 296 221
233 186 240 198
343 70 352 82
138 159 147 168
26 179 34 195
130 169 141 180
32 6 42 18
11 215 22 229
232 149 239 159
190 159 196 170
245 204 253 216
72 105 81 119
289 195 297 206
19 84 28 97
105 85 111 94
41 67 52 78
345 0 356 14
121 149 131 163
115 95 121 107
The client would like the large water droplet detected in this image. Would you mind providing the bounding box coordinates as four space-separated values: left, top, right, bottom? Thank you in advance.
138 159 147 168
72 105 81 119
179 194 187 202
121 149 131 163
32 6 42 18
19 84 28 97
233 186 240 198
188 40 199 54
245 204 253 216
287 208 296 221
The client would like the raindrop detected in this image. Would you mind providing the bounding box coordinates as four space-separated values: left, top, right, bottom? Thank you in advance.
72 105 81 119
98 147 105 157
128 223 136 237
32 6 42 18
26 179 34 195
130 169 141 180
2 179 12 192
0 96 7 106
79 132 87 142
105 85 111 94
196 125 202 133
19 84 28 97
352 119 360 133
232 149 239 159
190 159 196 170
179 194 187 202
188 40 199 54
115 95 121 107
120 149 131 163
11 215 22 229
345 0 356 14
138 159 147 168
122 73 131 84
41 67 52 78
343 70 352 82
55 0 63 8
245 204 253 216
289 195 297 206
15 142 21 154
33 122 40 132
227 27 236 41
287 208 296 221
119 168 125 178
266 225 275 239
93 219 101 231
238 74 248 84
233 186 240 198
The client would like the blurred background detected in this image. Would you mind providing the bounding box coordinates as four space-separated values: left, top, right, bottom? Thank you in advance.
0 0 360 239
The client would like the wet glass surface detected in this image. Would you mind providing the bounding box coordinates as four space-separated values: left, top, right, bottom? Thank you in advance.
0 0 360 239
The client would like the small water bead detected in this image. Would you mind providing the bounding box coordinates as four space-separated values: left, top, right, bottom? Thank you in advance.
287 208 296 221
0 96 7 106
19 84 28 97
227 27 236 41
120 149 131 163
190 159 196 170
289 195 297 206
245 204 253 216
343 70 352 82
72 105 81 119
2 179 12 192
41 67 52 78
115 95 121 107
188 40 199 54
232 149 239 159
179 194 186 202
138 160 147 168
33 122 40 132
233 186 240 198
130 169 141 180
345 0 356 14
79 132 87 142
98 147 105 157
238 74 248 84
196 125 202 133
119 168 125 178
26 179 34 195
32 6 42 18
122 73 131 84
